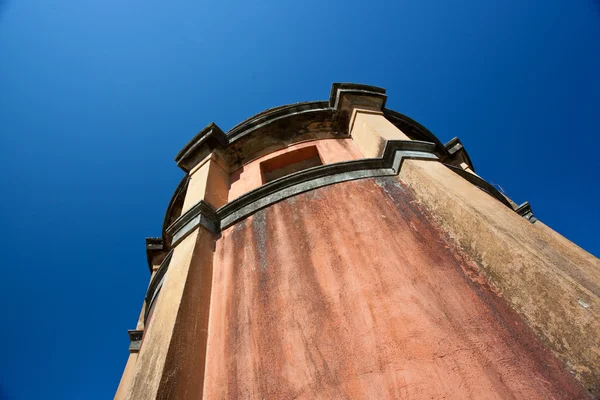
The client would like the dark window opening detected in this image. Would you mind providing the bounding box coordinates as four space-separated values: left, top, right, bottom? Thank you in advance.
260 146 323 184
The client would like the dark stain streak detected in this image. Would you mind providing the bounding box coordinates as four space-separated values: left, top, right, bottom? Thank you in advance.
252 209 268 273
210 177 588 399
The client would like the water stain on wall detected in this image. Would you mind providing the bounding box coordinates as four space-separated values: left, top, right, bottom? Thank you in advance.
203 177 587 399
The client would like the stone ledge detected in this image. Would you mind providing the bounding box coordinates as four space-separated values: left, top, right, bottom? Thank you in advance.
329 82 388 112
145 237 164 273
162 83 477 248
516 201 537 223
444 137 475 172
172 84 454 177
166 140 438 247
144 250 173 323
164 141 537 252
128 329 143 353
175 123 227 173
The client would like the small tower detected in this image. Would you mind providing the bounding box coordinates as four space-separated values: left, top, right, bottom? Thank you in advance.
116 83 599 399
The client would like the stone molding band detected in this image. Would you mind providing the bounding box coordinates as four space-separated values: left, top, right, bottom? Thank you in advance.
170 139 520 252
167 140 437 246
516 201 537 223
161 176 189 246
166 139 537 250
143 250 173 323
162 84 477 242
128 329 143 353
218 141 437 231
145 140 536 325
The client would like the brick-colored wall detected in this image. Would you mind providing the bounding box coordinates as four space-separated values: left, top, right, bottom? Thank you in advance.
203 177 585 399
400 159 600 396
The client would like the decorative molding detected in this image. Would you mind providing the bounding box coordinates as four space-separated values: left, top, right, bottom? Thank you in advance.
444 137 475 173
445 137 464 155
144 250 173 323
175 123 227 173
164 147 537 250
218 140 436 230
161 175 189 249
516 201 537 223
128 329 143 353
166 140 438 246
150 140 536 310
226 102 331 143
329 82 388 112
145 237 164 273
161 83 536 253
171 84 454 176
167 201 219 246
162 83 474 242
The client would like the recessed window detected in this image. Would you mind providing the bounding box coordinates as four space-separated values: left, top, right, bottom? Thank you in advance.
260 146 323 183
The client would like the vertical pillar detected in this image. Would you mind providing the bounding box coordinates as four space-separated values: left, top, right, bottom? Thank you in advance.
115 353 139 400
330 83 412 158
126 152 229 399
115 240 165 400
114 324 143 399
349 108 411 157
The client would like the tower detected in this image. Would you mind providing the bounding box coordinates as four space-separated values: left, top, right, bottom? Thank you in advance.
116 83 599 399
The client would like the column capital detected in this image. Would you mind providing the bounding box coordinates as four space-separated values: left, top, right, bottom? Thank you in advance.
175 123 228 173
145 237 167 273
128 330 143 353
329 82 388 114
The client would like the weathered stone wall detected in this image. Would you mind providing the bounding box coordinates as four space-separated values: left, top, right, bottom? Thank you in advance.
399 159 600 396
203 177 585 399
126 228 215 399
119 83 599 399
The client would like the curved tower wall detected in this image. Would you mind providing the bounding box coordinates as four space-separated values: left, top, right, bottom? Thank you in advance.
115 83 600 399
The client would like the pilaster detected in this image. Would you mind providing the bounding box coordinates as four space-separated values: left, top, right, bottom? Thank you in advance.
181 153 230 212
348 108 412 158
329 83 412 158
126 147 230 399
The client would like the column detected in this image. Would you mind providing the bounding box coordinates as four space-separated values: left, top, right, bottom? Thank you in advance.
126 151 229 399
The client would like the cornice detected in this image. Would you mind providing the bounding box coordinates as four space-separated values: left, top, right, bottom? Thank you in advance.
165 139 536 249
218 140 436 230
329 82 387 111
144 250 173 323
147 140 536 318
158 83 536 258
444 137 475 173
166 140 438 247
128 329 143 353
161 83 474 244
175 123 227 173
161 175 189 249
145 237 164 273
172 83 456 175
226 101 331 143
516 201 537 223
167 201 219 245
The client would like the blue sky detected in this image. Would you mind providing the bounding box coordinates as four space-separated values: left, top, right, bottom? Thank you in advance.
1 0 599 398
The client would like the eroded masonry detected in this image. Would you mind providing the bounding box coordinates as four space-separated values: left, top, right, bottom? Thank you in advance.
116 83 600 399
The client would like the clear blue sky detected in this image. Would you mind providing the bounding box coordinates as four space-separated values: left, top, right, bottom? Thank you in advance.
1 1 599 398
